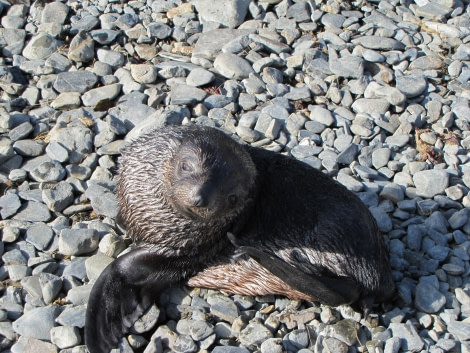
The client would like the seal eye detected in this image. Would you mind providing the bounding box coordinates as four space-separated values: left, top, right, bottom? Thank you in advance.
180 161 193 173
228 194 238 207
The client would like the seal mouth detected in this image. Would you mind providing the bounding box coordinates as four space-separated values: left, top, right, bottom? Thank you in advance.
175 204 214 222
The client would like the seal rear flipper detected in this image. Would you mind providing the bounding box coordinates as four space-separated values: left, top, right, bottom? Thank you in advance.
85 247 185 353
238 245 361 307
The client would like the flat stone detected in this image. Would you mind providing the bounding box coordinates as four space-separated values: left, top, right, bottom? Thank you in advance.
41 1 69 24
30 160 66 182
447 321 470 341
352 36 405 50
11 336 58 353
249 34 291 54
97 49 125 68
13 140 45 157
414 281 446 313
214 53 254 80
59 228 99 256
90 29 120 45
186 68 215 87
51 92 82 110
328 46 364 79
39 272 62 304
50 326 81 349
207 294 239 323
0 193 21 219
25 223 54 251
12 305 61 340
13 201 51 222
413 170 449 198
53 71 98 93
68 31 95 63
379 183 404 204
130 64 158 84
337 173 363 192
409 55 443 70
351 98 390 115
372 148 391 169
85 253 114 281
22 33 61 60
8 122 34 142
193 29 254 60
396 75 427 98
147 22 172 39
193 0 251 28
56 305 86 328
81 83 122 107
169 84 207 105
239 321 273 347
42 181 74 212
389 323 424 352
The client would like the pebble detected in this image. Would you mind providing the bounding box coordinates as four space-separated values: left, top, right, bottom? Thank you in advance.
12 305 61 341
413 170 449 198
414 281 446 313
81 83 122 107
24 223 54 251
0 193 21 219
214 53 254 80
239 320 273 347
50 326 81 349
59 228 99 256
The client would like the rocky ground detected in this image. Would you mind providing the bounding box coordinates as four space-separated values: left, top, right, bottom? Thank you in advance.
1 0 470 352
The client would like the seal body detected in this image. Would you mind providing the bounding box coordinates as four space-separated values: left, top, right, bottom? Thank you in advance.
85 125 395 353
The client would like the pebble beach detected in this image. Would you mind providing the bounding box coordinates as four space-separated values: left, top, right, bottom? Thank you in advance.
1 0 470 352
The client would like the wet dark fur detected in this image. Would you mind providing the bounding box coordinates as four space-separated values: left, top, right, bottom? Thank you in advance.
85 125 395 353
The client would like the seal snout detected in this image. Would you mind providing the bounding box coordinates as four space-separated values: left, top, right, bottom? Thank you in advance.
191 190 208 208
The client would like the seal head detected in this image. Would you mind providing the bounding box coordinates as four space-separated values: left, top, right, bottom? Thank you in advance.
163 128 256 222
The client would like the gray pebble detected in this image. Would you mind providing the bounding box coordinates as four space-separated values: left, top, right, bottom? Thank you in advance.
212 347 250 353
42 181 74 212
414 281 446 313
85 253 114 281
13 140 45 157
413 170 449 198
214 53 254 80
56 305 86 328
396 75 427 98
0 193 21 219
25 223 54 251
82 83 122 107
59 228 99 256
30 160 66 182
13 201 51 222
170 84 207 105
9 122 34 142
39 272 62 304
239 320 273 347
22 33 61 60
54 71 98 94
351 36 405 50
12 305 61 340
193 0 251 29
207 294 239 323
50 325 81 349
447 321 470 341
186 68 215 87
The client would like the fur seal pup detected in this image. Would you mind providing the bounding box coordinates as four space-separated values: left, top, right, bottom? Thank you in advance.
85 125 395 353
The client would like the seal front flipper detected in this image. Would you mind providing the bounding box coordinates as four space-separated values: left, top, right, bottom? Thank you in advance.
85 247 186 353
236 244 361 306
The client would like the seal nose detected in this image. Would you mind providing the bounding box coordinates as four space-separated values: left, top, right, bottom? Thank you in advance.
192 192 208 207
